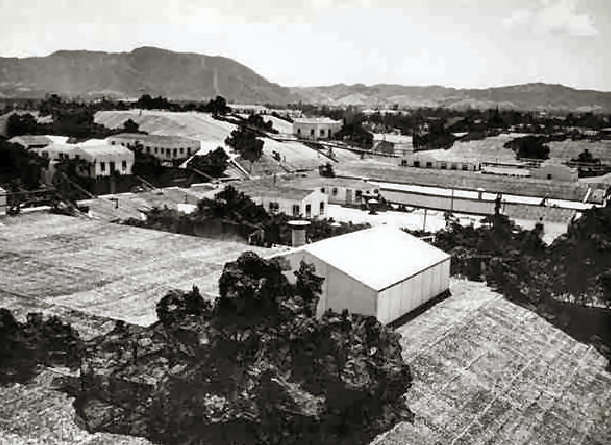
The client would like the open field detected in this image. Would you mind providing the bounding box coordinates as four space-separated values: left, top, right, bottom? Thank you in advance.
428 134 520 163
376 280 611 445
338 160 597 202
0 212 281 326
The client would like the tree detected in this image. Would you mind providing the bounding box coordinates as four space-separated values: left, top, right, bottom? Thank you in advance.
6 113 40 137
203 96 230 115
123 118 140 133
504 135 550 160
187 146 229 178
225 126 264 172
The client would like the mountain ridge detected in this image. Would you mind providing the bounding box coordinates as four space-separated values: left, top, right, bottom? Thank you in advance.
1 47 610 112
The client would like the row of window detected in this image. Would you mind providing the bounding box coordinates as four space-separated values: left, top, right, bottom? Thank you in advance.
403 160 472 170
296 128 331 137
268 202 325 217
113 141 193 158
99 160 128 172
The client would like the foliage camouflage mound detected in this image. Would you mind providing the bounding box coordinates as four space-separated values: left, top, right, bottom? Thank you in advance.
0 309 82 385
72 252 413 444
432 206 611 364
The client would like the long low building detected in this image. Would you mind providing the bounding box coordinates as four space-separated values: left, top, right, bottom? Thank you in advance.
107 133 200 163
277 226 451 323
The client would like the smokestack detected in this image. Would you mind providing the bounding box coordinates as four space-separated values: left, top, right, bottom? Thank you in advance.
288 220 311 247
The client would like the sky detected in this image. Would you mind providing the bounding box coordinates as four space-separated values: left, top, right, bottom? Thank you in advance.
0 0 609 90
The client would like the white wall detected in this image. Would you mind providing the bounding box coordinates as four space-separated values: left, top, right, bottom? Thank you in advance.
254 190 328 218
279 250 377 318
376 258 450 324
293 122 342 140
323 184 377 205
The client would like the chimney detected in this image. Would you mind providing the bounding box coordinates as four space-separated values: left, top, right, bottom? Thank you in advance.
288 220 310 247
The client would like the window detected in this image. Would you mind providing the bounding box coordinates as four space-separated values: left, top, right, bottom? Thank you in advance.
111 141 116 145
462 163 469 170
413 160 420 168
110 161 116 173
292 205 300 216
450 163 457 170
320 129 325 137
319 202 325 214
547 173 552 180
331 187 338 196
297 128 301 135
154 147 158 154
173 148 177 158
100 162 106 172
440 162 447 169
426 161 433 168
179 147 184 155
355 190 362 198
146 147 151 154
305 204 311 217
310 129 315 136
122 160 127 171
187 147 191 156
160 148 164 154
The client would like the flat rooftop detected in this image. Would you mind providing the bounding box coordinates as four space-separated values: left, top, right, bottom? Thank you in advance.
0 212 280 327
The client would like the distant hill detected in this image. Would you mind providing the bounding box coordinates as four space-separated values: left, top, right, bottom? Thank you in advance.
290 83 611 113
1 47 610 112
0 47 295 104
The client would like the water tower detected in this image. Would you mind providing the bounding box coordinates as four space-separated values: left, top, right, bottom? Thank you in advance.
288 220 311 247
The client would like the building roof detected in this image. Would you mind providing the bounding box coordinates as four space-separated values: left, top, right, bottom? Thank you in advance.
297 226 450 291
9 135 52 146
294 117 342 125
236 182 316 200
75 143 134 161
324 178 377 189
504 205 577 223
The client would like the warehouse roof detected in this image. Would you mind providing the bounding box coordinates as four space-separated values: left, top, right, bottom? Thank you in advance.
298 226 450 291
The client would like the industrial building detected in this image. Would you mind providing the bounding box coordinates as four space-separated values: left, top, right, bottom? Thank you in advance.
236 182 328 218
293 117 342 140
278 226 451 324
107 133 200 163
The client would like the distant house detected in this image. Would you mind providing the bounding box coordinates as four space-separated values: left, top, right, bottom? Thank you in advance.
320 179 379 206
106 133 200 163
530 160 578 182
276 226 451 323
400 152 479 171
293 117 342 140
236 182 328 218
32 141 134 183
74 144 135 178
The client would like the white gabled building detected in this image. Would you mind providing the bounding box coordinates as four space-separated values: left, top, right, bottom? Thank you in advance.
293 117 342 140
277 226 451 324
237 182 328 219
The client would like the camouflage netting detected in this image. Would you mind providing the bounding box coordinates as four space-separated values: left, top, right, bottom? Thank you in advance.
72 252 413 445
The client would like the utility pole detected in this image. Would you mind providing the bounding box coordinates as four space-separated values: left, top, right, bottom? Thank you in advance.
422 208 428 232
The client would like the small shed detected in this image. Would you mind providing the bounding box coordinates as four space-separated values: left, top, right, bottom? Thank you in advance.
320 179 379 206
277 226 451 324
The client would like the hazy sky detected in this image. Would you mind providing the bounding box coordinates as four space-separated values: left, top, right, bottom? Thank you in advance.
0 0 609 90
